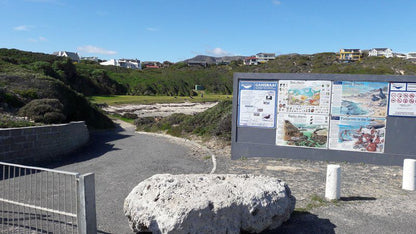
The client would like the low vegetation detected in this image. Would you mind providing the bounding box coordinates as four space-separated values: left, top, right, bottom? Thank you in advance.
88 94 231 105
0 114 38 128
1 48 416 129
134 100 232 140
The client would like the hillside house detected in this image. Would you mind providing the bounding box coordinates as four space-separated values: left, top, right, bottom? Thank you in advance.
369 48 393 58
339 49 362 61
119 59 141 69
243 56 258 65
394 53 407 58
53 51 80 62
187 61 208 67
256 53 276 63
100 58 141 69
142 61 162 68
407 52 416 60
81 56 99 62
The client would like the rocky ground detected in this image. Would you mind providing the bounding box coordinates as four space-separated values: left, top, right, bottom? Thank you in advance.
103 102 218 117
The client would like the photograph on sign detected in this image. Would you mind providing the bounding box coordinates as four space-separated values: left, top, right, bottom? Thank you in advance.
388 82 416 117
277 80 331 114
238 81 278 128
329 116 385 153
276 113 329 148
331 81 389 117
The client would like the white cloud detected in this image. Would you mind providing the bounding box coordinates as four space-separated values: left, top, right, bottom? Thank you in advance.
206 48 233 56
13 25 31 31
146 27 159 32
27 36 47 42
272 0 281 5
77 45 117 55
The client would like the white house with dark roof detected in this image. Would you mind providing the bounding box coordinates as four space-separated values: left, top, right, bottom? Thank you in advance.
243 56 258 65
52 51 80 62
368 48 393 58
100 58 141 69
407 52 416 60
256 53 275 63
393 53 407 58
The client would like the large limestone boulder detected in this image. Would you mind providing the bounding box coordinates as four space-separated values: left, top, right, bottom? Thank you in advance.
124 174 296 234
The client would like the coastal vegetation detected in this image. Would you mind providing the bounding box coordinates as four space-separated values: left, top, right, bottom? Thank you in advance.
1 48 416 130
134 100 232 140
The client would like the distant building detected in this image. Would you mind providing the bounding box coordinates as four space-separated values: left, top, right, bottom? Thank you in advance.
100 58 141 69
407 52 416 60
256 53 276 63
368 48 393 58
215 58 230 65
162 61 173 68
339 49 362 61
187 61 208 67
243 56 258 65
81 56 99 62
393 53 407 59
119 59 141 69
53 51 80 62
142 61 162 69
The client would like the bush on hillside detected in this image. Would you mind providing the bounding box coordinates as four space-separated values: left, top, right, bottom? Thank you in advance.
18 99 66 124
134 100 232 140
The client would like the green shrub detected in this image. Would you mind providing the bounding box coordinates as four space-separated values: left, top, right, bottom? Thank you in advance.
0 114 38 128
18 98 66 124
134 101 232 140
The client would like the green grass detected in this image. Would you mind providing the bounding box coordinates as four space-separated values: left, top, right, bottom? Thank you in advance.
88 94 232 105
295 194 339 212
108 113 135 124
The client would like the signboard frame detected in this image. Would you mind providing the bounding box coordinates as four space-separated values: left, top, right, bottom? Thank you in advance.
232 73 416 166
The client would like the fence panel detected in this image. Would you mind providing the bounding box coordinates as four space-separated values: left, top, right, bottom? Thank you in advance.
0 162 80 233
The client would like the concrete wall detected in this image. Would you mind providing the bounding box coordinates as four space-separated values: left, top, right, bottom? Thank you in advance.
0 121 89 165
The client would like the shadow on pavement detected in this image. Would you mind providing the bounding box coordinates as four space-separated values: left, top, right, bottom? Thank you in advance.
41 122 133 169
261 211 336 234
340 196 376 202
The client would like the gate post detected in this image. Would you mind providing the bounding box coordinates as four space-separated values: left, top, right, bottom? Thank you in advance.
77 173 97 234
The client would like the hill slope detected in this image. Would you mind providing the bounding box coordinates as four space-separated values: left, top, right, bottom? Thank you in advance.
0 49 115 128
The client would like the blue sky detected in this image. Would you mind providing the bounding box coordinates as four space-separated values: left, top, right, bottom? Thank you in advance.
1 0 416 62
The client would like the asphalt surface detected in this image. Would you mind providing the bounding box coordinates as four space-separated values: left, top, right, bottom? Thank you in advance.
44 122 416 234
47 123 211 233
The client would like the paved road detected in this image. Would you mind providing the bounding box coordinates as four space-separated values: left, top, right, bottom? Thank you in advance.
48 122 212 233
45 122 416 234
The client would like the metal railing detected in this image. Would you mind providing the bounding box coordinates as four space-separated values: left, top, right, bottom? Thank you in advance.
0 162 96 234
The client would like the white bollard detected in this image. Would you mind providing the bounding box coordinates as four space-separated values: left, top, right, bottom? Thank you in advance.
402 159 416 191
325 164 341 200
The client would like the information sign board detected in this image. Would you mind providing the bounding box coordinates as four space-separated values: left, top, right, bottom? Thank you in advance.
388 82 416 117
328 116 386 153
277 80 331 114
238 81 278 128
276 113 329 148
331 81 389 117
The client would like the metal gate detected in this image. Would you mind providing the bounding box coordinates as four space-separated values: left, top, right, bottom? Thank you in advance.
0 162 96 233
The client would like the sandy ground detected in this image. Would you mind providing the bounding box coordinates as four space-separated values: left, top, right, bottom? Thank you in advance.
103 102 218 117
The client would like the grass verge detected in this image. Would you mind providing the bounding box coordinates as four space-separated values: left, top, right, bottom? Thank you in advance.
88 94 232 105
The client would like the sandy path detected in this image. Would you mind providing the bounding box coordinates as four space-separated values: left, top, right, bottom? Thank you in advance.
103 102 218 117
